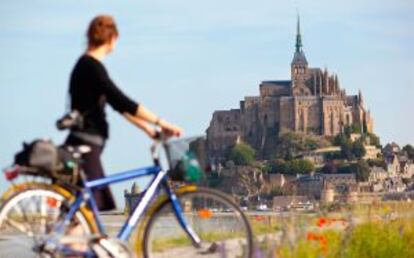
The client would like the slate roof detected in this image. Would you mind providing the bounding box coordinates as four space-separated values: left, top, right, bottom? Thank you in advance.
291 51 308 65
260 80 292 87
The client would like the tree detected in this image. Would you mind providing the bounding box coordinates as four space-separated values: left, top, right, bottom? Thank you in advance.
352 139 366 159
335 161 370 181
335 136 366 161
402 144 414 160
367 133 381 148
333 133 347 146
274 132 299 160
340 138 354 160
343 124 361 137
353 160 371 182
267 158 314 175
283 159 315 175
268 159 286 174
228 142 256 166
217 166 267 202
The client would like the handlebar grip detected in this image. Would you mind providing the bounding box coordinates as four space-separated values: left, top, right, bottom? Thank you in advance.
153 130 163 141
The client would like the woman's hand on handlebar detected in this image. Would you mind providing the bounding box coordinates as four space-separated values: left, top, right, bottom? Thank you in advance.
124 110 182 140
158 119 182 138
146 122 182 141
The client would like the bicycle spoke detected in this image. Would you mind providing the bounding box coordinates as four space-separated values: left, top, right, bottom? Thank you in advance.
39 195 47 234
5 217 33 235
12 201 37 236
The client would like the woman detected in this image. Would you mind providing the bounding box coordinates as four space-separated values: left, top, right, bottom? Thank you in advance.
66 15 182 211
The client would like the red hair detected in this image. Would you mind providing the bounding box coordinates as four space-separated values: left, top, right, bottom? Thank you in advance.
87 15 119 49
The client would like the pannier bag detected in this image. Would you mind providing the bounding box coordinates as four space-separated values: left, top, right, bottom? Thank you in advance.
14 139 80 184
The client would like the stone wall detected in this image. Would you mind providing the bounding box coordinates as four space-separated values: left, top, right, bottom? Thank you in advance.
206 109 241 161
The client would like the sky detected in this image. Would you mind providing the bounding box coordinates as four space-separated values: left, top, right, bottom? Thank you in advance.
0 0 413 208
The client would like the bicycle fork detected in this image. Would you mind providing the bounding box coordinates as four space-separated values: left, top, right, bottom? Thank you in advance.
163 180 202 248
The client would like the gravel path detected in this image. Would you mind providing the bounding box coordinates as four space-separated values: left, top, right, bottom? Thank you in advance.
0 213 253 257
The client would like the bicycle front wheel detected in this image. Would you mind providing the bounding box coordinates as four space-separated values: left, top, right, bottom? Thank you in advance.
143 186 253 258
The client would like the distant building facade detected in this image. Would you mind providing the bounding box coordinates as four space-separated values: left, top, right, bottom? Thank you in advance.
295 173 357 200
206 17 373 160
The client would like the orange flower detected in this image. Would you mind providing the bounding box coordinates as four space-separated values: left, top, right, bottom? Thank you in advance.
198 209 213 219
319 235 328 245
307 232 316 241
317 217 328 227
307 231 329 254
254 215 265 222
316 217 348 228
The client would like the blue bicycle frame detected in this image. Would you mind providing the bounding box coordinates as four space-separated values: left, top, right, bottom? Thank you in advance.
53 161 201 256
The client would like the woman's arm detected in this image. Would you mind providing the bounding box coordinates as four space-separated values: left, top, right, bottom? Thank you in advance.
124 104 182 138
133 104 160 125
123 112 157 138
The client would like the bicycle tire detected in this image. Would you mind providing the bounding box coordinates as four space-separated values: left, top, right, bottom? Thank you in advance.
0 183 97 257
141 186 253 258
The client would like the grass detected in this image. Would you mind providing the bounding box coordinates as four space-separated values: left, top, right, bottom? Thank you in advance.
272 218 414 258
144 201 414 257
149 216 282 252
150 230 248 252
256 201 414 258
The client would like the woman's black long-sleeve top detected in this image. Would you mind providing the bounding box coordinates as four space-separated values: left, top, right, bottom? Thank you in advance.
69 55 139 139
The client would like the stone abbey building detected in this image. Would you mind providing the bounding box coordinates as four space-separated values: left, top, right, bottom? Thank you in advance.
206 18 374 160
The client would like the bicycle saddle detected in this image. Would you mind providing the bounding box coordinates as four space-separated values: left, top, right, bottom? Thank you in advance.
64 145 92 158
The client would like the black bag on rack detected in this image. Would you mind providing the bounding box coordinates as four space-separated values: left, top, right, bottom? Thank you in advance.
14 139 60 172
14 139 80 184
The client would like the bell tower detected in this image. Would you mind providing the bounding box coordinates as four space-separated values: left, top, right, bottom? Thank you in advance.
291 15 309 95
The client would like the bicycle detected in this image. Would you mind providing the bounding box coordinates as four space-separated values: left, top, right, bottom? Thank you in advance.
0 134 253 258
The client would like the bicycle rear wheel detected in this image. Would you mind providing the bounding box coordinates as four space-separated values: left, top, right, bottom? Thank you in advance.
143 187 253 258
0 184 95 257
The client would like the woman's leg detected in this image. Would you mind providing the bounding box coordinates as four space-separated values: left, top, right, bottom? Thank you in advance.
65 135 116 211
81 147 116 211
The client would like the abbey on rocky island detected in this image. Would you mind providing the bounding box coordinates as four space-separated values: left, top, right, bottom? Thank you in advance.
206 17 374 160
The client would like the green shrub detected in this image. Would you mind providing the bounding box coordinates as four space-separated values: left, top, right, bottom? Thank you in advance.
228 142 256 166
270 159 315 175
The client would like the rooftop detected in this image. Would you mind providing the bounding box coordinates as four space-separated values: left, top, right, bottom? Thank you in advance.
260 80 292 87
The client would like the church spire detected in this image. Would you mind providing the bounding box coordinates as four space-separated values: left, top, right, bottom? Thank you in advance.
296 14 303 53
291 13 307 66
